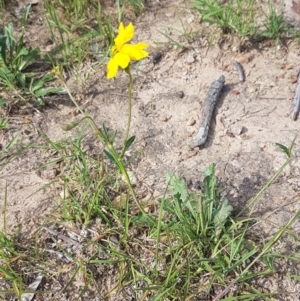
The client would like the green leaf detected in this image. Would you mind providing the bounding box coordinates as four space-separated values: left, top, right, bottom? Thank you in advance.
0 36 7 63
131 212 153 226
102 122 109 138
16 47 40 71
0 99 8 106
14 47 28 60
34 87 62 97
16 71 26 89
0 66 15 87
61 121 80 131
5 23 16 57
30 74 54 92
158 198 176 215
203 163 216 200
204 163 216 177
166 173 198 219
276 143 290 158
21 4 31 27
124 135 135 151
166 173 189 203
104 149 117 164
213 198 233 238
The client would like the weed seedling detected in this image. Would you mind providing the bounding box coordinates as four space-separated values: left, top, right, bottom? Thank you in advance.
0 5 61 104
193 0 257 39
260 0 290 46
0 116 8 130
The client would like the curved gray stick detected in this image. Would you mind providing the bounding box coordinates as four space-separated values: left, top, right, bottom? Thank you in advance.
292 71 300 121
234 61 245 82
191 75 225 147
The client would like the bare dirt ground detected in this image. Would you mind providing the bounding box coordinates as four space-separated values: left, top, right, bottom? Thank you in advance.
1 0 300 300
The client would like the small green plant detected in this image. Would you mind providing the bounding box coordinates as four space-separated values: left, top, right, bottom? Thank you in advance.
146 145 300 299
192 0 294 44
116 0 144 21
126 0 144 15
43 0 114 69
152 164 249 298
0 5 60 103
260 0 290 45
0 185 27 298
193 0 257 39
39 129 112 226
165 163 233 241
0 116 8 130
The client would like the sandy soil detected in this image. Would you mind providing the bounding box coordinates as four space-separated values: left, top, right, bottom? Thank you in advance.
1 0 300 300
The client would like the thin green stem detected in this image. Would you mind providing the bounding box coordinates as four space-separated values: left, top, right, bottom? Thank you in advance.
121 66 133 158
62 80 85 116
4 182 7 235
107 143 155 225
54 68 85 116
237 157 291 218
124 194 129 239
57 66 152 223
78 116 153 225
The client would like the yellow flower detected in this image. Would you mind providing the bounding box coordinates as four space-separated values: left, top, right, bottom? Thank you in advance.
107 22 148 79
51 65 63 78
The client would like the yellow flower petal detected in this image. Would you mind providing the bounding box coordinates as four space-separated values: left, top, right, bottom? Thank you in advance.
121 43 149 61
107 58 119 79
114 22 134 50
135 42 149 49
119 22 125 33
114 52 130 69
122 22 134 44
111 45 118 56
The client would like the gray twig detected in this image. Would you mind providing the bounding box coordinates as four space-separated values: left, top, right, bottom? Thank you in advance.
292 71 300 121
234 61 245 82
191 75 225 147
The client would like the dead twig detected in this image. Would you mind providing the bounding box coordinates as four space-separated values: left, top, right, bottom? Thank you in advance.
191 75 225 148
234 61 245 82
292 71 300 121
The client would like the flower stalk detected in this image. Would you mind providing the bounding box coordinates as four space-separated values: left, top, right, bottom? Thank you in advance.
121 66 133 158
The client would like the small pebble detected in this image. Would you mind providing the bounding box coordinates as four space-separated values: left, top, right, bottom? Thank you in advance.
40 168 57 180
159 114 172 122
187 15 194 24
186 117 196 126
291 78 298 84
186 55 195 64
236 53 254 64
226 131 235 138
187 149 197 158
176 91 185 98
109 236 119 245
229 189 236 196
152 52 162 64
60 189 70 199
193 180 201 190
186 126 195 136
140 140 147 148
230 125 245 136
231 89 240 95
